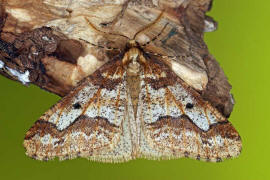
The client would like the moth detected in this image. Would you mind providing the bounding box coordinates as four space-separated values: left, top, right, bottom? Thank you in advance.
23 12 242 163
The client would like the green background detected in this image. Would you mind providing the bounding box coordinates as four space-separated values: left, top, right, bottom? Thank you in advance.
0 1 269 179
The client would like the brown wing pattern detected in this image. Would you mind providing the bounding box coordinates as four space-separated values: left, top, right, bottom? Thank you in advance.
137 59 241 162
24 60 134 162
23 53 241 162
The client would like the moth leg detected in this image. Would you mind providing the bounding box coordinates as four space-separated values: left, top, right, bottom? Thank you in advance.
79 38 121 52
99 0 131 28
144 50 185 61
84 17 129 40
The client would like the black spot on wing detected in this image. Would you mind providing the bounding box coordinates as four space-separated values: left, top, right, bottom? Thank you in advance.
73 102 81 109
186 103 194 109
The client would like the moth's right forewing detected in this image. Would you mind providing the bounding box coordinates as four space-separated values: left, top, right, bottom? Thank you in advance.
136 58 241 162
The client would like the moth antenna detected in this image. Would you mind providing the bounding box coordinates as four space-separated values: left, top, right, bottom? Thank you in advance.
141 22 169 47
84 17 130 40
133 11 164 40
79 38 121 51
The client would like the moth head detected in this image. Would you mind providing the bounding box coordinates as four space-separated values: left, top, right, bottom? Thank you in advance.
122 43 145 75
122 47 140 65
126 40 139 49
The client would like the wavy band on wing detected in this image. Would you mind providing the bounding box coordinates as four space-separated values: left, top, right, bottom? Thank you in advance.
144 115 241 162
24 115 121 161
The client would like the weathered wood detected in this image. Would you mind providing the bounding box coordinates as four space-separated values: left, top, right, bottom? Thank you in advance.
0 0 234 117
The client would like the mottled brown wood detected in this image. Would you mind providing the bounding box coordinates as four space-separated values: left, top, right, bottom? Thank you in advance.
0 0 234 117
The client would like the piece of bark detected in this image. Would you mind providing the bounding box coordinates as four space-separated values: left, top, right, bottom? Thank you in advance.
0 0 234 117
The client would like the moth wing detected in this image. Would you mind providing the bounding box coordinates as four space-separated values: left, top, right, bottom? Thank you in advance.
137 59 242 162
24 60 133 162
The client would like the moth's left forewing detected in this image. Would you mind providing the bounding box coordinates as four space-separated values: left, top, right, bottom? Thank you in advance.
24 60 134 162
137 57 241 162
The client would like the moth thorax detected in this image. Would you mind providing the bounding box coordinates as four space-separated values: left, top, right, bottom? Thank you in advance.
127 60 140 76
126 48 141 76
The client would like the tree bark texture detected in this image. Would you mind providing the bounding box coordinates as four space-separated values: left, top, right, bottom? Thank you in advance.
0 0 234 117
